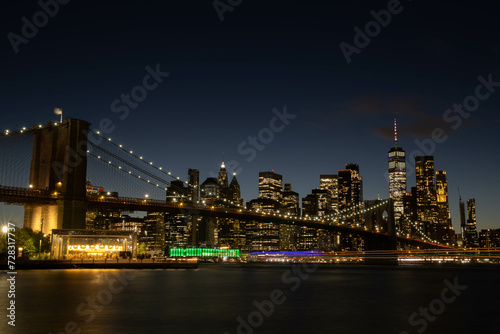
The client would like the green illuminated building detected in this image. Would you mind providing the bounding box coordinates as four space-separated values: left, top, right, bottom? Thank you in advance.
169 248 240 257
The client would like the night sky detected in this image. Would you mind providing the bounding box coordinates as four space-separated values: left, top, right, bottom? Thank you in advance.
1 0 499 230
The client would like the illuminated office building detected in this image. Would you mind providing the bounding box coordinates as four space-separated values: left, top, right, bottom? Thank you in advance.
142 212 166 256
109 215 144 234
302 193 317 218
164 213 190 249
298 191 317 249
246 171 283 251
282 183 299 216
320 174 338 213
245 220 280 252
217 159 229 198
346 163 363 204
216 173 245 248
85 209 121 230
388 119 406 229
227 172 243 206
478 229 500 248
464 198 479 248
415 156 438 224
259 171 283 202
338 164 363 225
338 168 355 211
435 170 453 243
436 171 451 223
217 218 246 250
298 189 329 250
401 188 417 235
459 193 466 241
313 189 330 217
280 183 299 250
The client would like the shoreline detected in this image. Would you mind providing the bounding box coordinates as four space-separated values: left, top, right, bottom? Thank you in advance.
1 259 199 270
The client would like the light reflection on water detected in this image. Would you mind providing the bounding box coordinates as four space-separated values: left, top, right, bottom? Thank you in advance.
1 264 499 334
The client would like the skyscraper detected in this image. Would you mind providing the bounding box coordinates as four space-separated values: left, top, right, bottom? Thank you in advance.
143 212 166 256
247 171 283 252
188 169 199 203
388 119 406 228
320 174 338 214
338 164 363 225
164 213 190 248
280 183 299 250
313 189 330 217
464 198 479 247
217 159 228 198
282 183 299 216
228 172 243 205
302 193 318 217
459 190 466 242
435 170 453 244
258 171 283 202
299 189 329 217
299 192 319 250
435 170 451 223
401 191 415 235
415 156 437 223
346 163 363 204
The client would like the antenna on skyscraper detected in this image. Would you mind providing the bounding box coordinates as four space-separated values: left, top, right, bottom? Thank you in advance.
394 118 398 148
458 187 462 201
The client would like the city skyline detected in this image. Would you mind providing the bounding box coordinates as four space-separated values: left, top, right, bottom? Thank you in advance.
0 117 495 233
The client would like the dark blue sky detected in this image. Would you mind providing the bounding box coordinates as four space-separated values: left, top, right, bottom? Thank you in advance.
1 0 499 230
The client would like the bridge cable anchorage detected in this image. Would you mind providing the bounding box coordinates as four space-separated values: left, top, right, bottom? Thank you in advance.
89 129 189 185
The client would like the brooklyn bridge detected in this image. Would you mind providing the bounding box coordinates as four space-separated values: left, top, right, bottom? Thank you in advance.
0 118 451 252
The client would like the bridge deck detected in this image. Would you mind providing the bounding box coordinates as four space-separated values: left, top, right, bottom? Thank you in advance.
0 185 451 249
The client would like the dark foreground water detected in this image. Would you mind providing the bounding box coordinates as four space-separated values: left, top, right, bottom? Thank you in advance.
1 264 499 334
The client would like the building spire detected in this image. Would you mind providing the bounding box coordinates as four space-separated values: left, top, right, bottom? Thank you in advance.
221 152 225 169
394 118 398 148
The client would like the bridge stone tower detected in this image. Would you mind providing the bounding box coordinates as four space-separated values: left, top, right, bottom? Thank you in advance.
363 198 397 250
24 119 90 233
